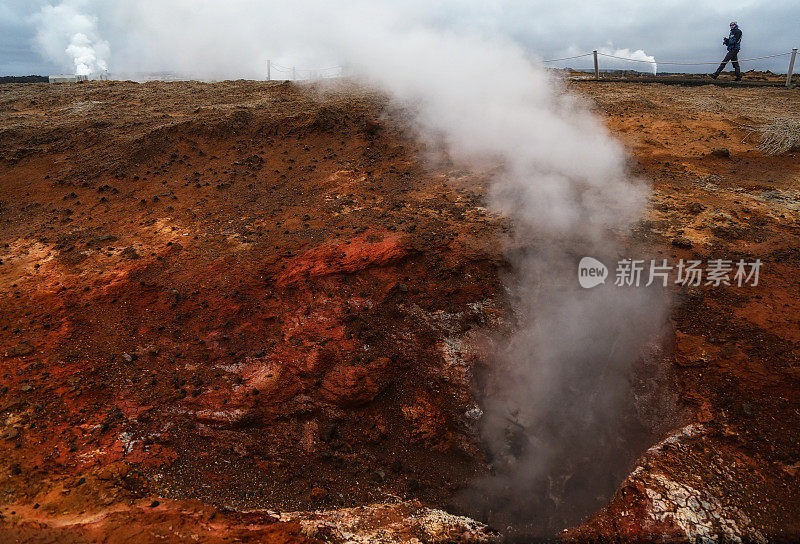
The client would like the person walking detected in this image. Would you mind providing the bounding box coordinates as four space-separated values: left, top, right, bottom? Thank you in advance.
712 22 743 80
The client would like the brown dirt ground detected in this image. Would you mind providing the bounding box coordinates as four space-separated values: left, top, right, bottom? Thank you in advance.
0 79 506 542
0 79 798 542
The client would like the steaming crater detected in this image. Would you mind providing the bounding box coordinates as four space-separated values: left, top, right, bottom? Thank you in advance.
30 0 672 538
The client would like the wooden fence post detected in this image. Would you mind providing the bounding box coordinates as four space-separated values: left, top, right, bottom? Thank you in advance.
593 50 599 80
787 48 798 88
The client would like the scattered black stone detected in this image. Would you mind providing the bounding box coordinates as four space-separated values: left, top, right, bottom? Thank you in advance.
121 246 140 259
687 202 706 214
86 234 118 247
4 342 34 357
671 237 693 249
321 424 339 442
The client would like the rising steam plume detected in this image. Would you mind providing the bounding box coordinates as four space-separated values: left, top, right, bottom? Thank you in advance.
33 0 668 536
600 46 659 74
34 1 109 76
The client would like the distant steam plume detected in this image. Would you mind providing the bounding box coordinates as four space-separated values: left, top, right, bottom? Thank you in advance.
30 0 669 536
33 1 109 76
65 32 108 75
600 46 659 74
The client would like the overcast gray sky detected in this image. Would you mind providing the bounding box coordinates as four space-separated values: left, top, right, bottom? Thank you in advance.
1 0 798 76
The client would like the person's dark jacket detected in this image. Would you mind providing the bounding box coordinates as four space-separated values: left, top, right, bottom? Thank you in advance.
723 25 742 51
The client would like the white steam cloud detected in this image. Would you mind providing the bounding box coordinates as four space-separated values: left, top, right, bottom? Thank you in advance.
33 1 109 76
65 32 108 75
600 46 659 74
31 0 668 536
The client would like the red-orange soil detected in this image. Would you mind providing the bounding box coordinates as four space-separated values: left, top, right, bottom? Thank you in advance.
0 79 798 542
0 80 505 542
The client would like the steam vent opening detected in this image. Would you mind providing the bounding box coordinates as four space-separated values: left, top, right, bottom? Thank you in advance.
469 328 684 538
449 258 686 538
3 3 800 543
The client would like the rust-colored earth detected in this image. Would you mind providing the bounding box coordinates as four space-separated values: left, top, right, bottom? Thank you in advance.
0 79 798 542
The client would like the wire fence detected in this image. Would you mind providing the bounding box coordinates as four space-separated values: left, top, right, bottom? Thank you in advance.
540 48 798 87
268 61 344 81
266 47 799 87
540 51 793 65
540 53 595 63
593 51 791 66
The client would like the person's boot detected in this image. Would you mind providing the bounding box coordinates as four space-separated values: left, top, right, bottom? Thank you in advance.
710 72 719 79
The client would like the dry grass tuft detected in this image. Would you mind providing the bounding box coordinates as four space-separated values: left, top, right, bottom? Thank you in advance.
756 119 800 155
